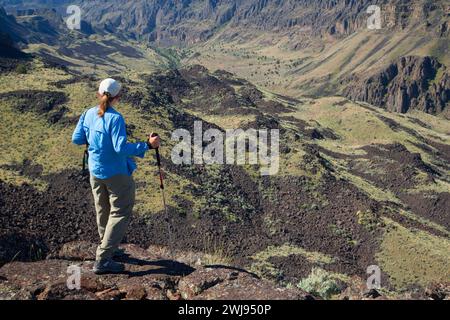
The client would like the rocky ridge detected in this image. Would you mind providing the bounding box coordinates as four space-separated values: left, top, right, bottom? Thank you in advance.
1 241 448 300
0 241 313 300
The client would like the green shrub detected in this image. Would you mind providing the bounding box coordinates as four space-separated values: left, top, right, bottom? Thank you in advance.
356 210 380 231
15 63 28 74
297 268 340 299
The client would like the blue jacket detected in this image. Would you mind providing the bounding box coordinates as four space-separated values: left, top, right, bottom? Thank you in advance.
72 106 149 179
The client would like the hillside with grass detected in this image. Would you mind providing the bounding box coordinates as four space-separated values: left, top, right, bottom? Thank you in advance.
0 0 448 300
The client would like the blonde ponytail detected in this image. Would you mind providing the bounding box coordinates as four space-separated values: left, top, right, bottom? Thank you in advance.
98 92 113 117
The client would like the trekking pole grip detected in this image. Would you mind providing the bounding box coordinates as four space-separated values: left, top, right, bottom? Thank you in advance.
150 132 162 165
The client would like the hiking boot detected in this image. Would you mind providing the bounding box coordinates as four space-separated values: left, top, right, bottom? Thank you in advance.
93 259 125 275
113 247 127 257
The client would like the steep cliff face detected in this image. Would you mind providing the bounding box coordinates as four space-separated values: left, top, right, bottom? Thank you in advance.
0 6 29 64
343 56 450 116
77 0 448 45
0 6 27 44
0 6 68 46
4 0 443 46
77 0 235 45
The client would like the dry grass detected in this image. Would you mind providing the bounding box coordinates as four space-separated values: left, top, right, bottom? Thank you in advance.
251 243 335 265
377 218 450 290
25 35 166 77
249 243 336 280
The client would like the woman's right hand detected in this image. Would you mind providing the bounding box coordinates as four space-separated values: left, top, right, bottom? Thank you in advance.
148 133 161 149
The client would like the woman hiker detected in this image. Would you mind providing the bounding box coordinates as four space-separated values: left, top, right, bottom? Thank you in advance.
72 78 160 274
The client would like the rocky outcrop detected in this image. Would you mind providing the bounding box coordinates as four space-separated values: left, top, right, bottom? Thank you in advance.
0 7 27 57
0 5 95 51
2 241 446 300
343 56 450 116
0 241 312 300
0 7 30 72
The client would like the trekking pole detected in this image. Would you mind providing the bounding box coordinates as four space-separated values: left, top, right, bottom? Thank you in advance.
151 133 173 261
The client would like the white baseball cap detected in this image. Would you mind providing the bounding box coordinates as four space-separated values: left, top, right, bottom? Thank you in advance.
98 78 122 98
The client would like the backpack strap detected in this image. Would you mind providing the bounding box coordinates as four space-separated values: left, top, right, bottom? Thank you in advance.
82 145 89 173
80 110 89 175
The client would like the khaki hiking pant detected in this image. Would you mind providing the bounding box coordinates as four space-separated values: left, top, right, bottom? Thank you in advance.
90 174 136 261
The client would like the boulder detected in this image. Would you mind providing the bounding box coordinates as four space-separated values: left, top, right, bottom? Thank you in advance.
179 266 312 300
425 283 450 300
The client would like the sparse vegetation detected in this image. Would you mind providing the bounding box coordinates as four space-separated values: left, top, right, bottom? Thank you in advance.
200 234 233 266
249 243 336 281
297 268 341 299
356 210 381 232
14 63 28 74
377 218 450 290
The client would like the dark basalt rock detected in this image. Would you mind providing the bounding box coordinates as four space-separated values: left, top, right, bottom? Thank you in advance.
0 89 69 123
343 56 449 116
0 241 312 300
